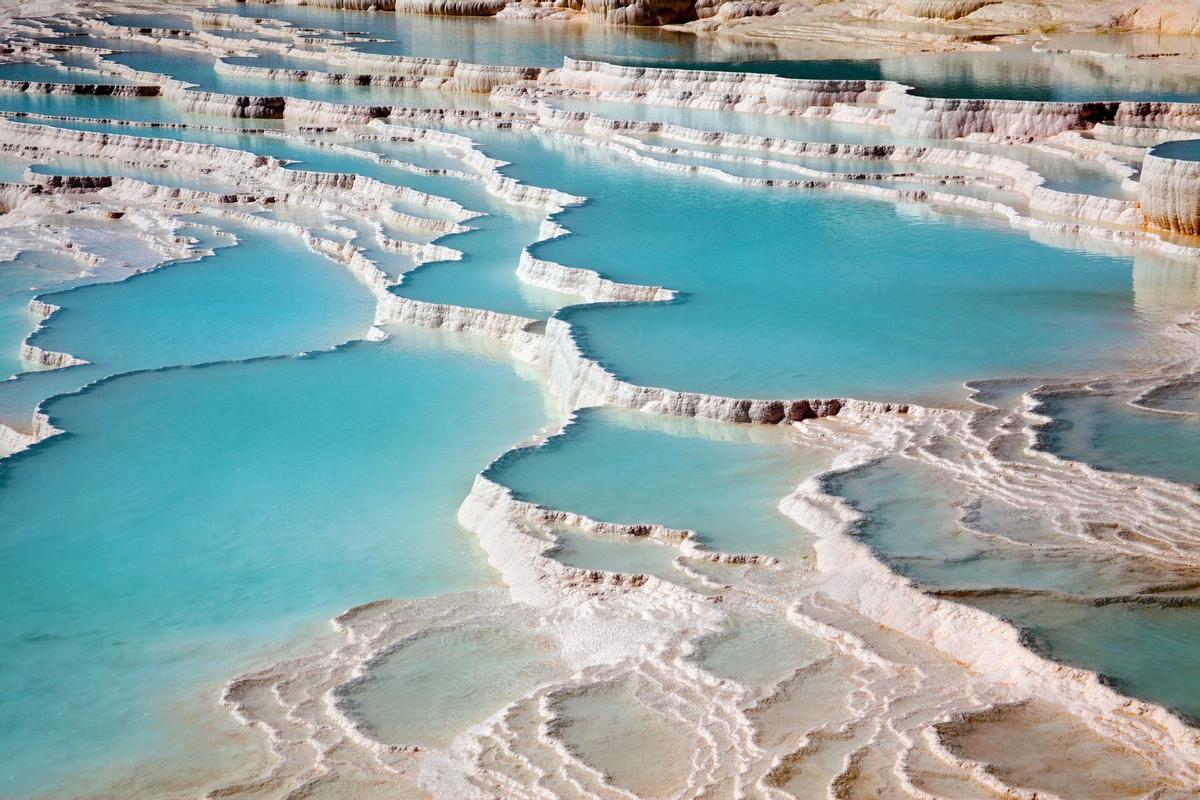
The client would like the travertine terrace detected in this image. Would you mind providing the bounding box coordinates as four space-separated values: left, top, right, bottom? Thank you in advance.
3 2 1200 799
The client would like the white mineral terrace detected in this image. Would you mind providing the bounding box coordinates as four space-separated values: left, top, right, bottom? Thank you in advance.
3 2 1200 798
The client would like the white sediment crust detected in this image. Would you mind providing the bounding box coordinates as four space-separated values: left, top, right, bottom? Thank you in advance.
783 465 1200 785
212 56 540 94
529 316 909 424
19 341 88 369
533 58 1200 142
517 250 676 303
543 58 891 113
0 115 621 357
0 422 35 454
0 118 475 233
4 15 1200 798
1140 147 1200 235
0 78 159 96
536 107 1148 226
426 373 1200 796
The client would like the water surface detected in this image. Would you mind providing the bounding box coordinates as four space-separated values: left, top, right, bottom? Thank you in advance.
0 219 373 428
520 139 1149 401
3 11 1198 797
1 329 547 796
829 457 1200 721
606 41 1200 103
489 407 827 558
1038 393 1200 486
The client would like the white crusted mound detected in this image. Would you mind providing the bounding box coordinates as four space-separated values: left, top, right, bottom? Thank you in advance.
2 7 1200 799
1141 146 1200 235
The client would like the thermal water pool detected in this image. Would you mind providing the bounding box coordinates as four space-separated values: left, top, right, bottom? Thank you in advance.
4 6 1200 796
473 128 1158 402
0 327 549 797
488 407 830 559
1038 392 1200 487
0 218 374 430
829 457 1200 721
0 250 86 380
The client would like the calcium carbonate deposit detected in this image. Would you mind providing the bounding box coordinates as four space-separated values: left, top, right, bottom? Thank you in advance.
2 2 1200 799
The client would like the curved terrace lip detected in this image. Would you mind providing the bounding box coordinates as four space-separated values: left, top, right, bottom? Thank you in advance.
3 4 1200 798
1149 138 1200 160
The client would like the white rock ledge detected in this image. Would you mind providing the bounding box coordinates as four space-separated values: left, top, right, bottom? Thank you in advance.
1140 145 1200 235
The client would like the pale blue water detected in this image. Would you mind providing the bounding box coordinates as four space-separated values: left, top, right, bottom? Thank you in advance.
339 131 471 173
104 49 398 105
210 4 1200 105
28 220 371 376
0 154 30 182
971 595 1200 722
0 329 547 796
550 525 684 581
391 204 579 316
28 159 242 193
0 251 84 380
829 458 1140 593
7 115 579 316
392 187 579 316
1038 393 1200 487
0 62 137 85
206 27 297 43
36 50 108 71
633 135 937 176
285 125 579 314
1151 138 1200 160
104 12 195 30
554 680 695 797
692 614 827 689
5 12 1200 796
605 43 1200 103
211 3 736 66
829 457 1200 721
22 108 604 315
0 93 174 120
1143 381 1200 414
543 93 1134 199
0 219 373 429
340 615 563 748
488 407 828 558
496 134 1151 402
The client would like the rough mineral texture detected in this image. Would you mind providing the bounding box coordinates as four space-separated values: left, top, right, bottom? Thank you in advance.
1140 149 1200 235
